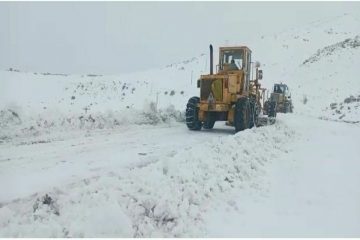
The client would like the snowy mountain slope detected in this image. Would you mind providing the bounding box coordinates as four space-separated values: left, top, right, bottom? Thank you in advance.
249 13 360 120
289 35 360 118
301 35 360 65
321 95 360 123
254 13 360 82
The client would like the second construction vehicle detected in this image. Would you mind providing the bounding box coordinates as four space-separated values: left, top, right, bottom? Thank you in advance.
264 83 293 114
186 44 276 132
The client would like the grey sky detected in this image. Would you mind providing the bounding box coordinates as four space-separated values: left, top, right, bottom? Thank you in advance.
0 2 359 74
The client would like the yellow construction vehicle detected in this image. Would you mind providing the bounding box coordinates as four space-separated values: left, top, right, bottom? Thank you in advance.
264 83 293 114
186 44 276 132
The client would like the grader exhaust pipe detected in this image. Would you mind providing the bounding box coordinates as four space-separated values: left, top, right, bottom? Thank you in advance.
209 44 213 75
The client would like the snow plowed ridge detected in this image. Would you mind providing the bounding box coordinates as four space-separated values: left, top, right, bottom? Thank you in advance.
0 120 295 237
0 106 184 143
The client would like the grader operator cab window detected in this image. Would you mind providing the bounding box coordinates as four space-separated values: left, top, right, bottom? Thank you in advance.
274 84 287 94
221 49 244 71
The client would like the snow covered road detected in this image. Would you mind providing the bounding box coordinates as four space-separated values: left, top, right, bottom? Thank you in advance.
0 115 359 237
205 115 360 237
0 122 233 203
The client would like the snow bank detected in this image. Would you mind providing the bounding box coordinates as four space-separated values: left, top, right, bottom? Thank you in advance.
0 104 185 142
0 119 296 237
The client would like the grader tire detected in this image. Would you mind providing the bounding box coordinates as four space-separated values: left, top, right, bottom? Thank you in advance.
268 101 277 118
263 101 269 115
203 112 216 129
249 100 259 128
234 97 250 132
284 102 291 113
186 97 202 130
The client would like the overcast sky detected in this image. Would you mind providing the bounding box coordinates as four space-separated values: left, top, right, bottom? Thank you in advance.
0 2 359 75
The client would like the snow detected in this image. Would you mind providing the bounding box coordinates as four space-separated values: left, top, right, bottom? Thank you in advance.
1 12 360 237
252 14 360 118
205 114 360 237
0 119 296 237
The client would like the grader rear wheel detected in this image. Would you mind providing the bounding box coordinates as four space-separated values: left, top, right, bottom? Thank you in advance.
234 97 250 132
203 112 216 129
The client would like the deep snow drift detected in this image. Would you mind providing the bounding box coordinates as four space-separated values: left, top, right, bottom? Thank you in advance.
1 13 360 237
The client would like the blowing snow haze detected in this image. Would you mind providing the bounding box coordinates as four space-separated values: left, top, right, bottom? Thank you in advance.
0 2 359 75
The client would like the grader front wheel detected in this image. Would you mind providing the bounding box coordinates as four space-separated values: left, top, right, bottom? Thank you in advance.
185 96 202 130
249 100 259 128
268 101 277 118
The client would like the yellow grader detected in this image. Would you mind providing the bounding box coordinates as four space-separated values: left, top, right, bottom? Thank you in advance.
264 83 293 115
186 45 276 132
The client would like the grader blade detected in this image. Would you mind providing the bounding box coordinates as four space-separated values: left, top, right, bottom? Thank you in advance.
257 116 276 127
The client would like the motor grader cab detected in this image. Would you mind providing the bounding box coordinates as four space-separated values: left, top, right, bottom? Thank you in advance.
264 83 293 114
186 45 275 132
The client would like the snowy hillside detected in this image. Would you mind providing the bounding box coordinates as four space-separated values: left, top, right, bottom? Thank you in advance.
1 13 360 237
0 54 207 113
253 13 360 119
0 54 208 141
